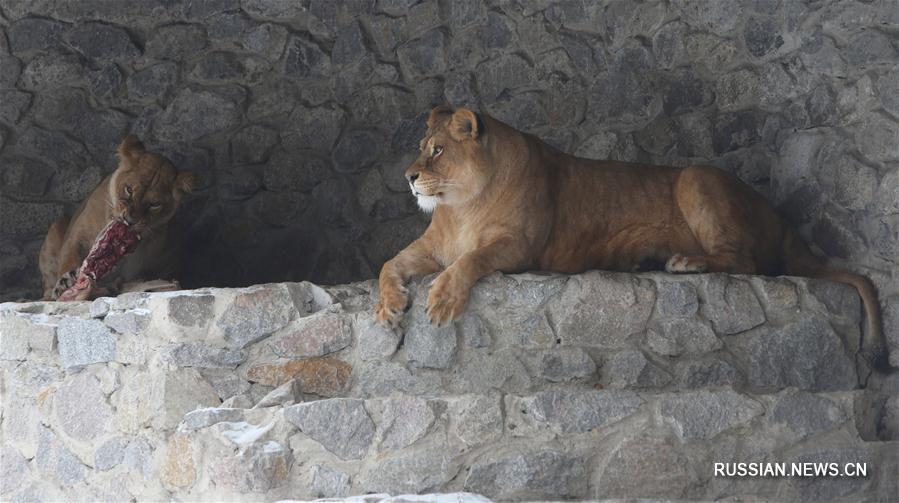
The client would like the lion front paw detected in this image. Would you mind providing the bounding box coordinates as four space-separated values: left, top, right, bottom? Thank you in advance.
426 270 470 326
665 254 709 273
51 269 79 299
375 283 408 328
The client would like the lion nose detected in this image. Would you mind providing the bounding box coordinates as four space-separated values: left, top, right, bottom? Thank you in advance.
406 173 419 184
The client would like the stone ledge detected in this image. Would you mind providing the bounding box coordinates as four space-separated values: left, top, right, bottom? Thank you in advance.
1 272 893 502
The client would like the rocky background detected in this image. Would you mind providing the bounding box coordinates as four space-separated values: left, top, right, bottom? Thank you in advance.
0 0 897 340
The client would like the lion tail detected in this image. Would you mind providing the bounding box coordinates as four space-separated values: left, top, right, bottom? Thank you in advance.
783 229 885 368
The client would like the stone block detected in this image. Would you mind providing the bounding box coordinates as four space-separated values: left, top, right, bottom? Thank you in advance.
646 317 722 356
528 347 596 382
216 284 294 349
65 22 140 59
55 371 114 441
373 395 437 450
700 276 766 335
311 464 351 498
465 450 588 500
656 389 764 441
605 349 672 389
209 440 292 493
447 394 503 447
245 356 351 395
268 311 352 358
35 426 86 487
182 407 246 430
104 309 151 334
162 433 196 489
94 437 126 471
57 317 116 370
361 449 459 495
161 342 246 368
284 398 375 460
514 390 643 434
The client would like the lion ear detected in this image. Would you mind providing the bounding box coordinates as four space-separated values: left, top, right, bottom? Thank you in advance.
449 108 480 141
117 134 146 163
427 105 454 130
174 171 197 195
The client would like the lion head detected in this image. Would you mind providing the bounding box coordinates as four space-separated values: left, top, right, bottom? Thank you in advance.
109 135 196 233
404 106 489 212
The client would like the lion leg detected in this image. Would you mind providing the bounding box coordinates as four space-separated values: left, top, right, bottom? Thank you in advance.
376 237 441 327
670 166 759 275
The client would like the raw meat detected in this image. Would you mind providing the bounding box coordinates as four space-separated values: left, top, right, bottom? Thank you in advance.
57 219 141 301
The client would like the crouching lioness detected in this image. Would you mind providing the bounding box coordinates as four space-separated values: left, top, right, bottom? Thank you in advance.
375 106 882 362
39 135 195 300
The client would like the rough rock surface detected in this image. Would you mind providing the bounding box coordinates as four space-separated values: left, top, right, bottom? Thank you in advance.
1 272 895 501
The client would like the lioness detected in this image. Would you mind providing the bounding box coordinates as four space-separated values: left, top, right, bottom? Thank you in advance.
39 135 195 300
375 106 882 361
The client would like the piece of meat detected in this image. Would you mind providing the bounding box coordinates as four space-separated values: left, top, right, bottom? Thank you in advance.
57 219 141 301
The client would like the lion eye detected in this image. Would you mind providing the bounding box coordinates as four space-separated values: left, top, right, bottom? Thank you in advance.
124 185 133 197
432 145 444 157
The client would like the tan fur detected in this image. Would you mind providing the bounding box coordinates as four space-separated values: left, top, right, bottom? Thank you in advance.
38 135 195 300
375 106 884 365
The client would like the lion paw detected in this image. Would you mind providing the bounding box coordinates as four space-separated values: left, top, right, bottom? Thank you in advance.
665 254 709 273
375 284 408 328
51 269 79 299
426 271 469 326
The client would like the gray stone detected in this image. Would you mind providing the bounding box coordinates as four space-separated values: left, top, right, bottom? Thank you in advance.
122 436 154 478
242 0 307 18
88 63 123 98
531 347 596 382
354 361 444 397
254 379 299 408
770 392 846 437
36 426 86 487
0 312 30 360
162 342 246 369
65 23 139 59
376 395 437 450
127 62 178 103
404 309 457 370
518 389 643 433
857 113 899 163
0 89 31 123
447 394 503 447
231 125 278 165
182 407 245 430
167 294 216 328
552 272 655 348
55 372 114 441
268 311 352 358
656 389 764 441
333 130 383 173
655 280 700 317
284 398 375 460
465 451 588 500
145 24 207 60
674 359 741 389
727 316 857 390
7 18 66 54
398 29 447 78
450 350 530 394
284 36 331 79
209 439 292 493
104 309 151 334
281 103 345 152
153 87 243 142
647 317 722 356
242 23 288 60
361 449 459 494
190 51 268 83
605 349 672 389
701 276 766 335
217 284 294 349
57 317 116 370
94 437 126 471
845 30 896 66
0 446 28 495
597 435 692 498
19 53 85 89
311 464 351 498
355 313 402 361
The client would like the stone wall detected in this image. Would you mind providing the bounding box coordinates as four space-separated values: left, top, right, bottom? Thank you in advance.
1 272 897 501
0 0 897 358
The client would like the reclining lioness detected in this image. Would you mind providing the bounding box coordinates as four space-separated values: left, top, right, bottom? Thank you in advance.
375 106 882 362
39 135 195 300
